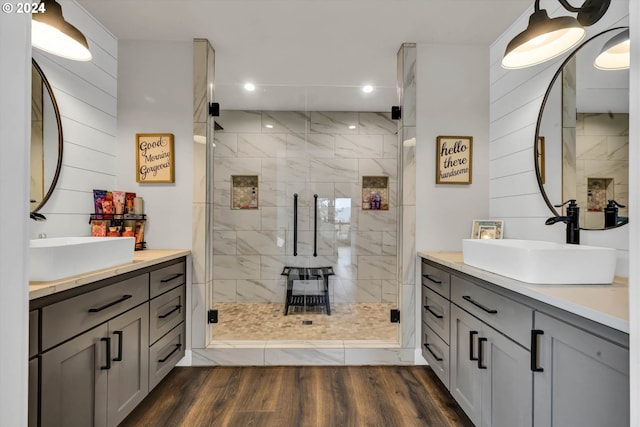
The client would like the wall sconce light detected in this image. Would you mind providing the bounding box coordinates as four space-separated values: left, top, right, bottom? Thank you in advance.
594 29 630 70
32 0 92 61
502 0 610 69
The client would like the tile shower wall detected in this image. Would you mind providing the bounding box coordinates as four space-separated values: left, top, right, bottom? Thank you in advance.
575 113 629 229
212 111 398 304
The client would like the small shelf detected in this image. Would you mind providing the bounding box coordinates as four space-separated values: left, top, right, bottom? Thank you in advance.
362 176 389 210
89 214 147 250
231 175 259 210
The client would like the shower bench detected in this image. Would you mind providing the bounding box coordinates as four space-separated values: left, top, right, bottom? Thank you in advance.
281 266 334 315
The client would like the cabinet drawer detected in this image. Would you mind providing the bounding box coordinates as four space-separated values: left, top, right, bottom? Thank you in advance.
422 321 450 390
42 274 149 351
421 261 451 298
422 285 450 344
29 310 38 358
149 285 185 344
149 322 185 391
150 261 186 299
451 275 532 348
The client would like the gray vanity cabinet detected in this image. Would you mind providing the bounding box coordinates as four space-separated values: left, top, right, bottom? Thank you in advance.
450 305 531 427
41 323 109 427
41 303 149 427
533 311 629 427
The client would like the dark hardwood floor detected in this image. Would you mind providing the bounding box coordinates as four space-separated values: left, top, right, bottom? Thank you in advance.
121 366 473 427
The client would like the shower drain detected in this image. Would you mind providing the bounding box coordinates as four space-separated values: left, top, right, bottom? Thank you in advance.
302 320 313 325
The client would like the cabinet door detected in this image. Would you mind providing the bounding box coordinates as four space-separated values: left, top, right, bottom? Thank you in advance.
107 304 149 427
41 324 109 427
450 305 483 426
533 312 629 427
480 323 531 427
29 358 38 427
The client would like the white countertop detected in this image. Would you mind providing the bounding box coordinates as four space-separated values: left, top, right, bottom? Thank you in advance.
418 251 629 334
29 249 190 300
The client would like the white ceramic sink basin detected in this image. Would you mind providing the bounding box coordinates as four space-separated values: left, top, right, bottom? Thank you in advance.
462 239 617 285
30 237 135 282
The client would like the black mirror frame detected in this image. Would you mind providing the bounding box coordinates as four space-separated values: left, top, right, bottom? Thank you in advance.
533 26 629 227
31 58 63 215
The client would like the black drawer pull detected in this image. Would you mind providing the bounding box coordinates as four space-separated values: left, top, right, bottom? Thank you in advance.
158 305 182 319
462 295 498 314
423 274 442 284
424 305 444 319
477 337 488 369
88 295 133 313
160 273 184 283
469 331 478 361
113 331 123 362
423 343 443 361
158 343 182 363
100 337 111 370
531 329 544 372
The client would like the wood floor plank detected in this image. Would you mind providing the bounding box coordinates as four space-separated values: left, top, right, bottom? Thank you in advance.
120 366 473 427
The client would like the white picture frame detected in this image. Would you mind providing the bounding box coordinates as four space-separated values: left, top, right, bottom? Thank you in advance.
471 220 504 239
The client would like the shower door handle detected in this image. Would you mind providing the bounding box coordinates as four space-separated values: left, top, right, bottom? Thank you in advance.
293 193 298 256
313 194 318 257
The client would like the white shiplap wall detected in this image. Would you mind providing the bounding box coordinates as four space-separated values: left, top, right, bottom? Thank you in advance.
489 2 630 275
31 0 117 238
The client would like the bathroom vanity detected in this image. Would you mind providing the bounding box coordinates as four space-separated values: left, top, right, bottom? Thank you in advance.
419 251 629 427
28 250 189 427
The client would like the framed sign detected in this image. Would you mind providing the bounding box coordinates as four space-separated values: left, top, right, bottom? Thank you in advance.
471 220 504 239
436 136 472 184
136 133 175 183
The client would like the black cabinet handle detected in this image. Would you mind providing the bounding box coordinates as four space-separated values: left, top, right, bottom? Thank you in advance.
88 295 132 313
158 305 182 319
313 194 318 257
469 331 478 361
462 295 498 314
424 305 444 319
160 273 183 283
423 274 442 284
423 343 443 361
113 331 123 362
100 337 111 370
158 344 182 363
293 193 298 256
477 337 488 369
531 329 544 372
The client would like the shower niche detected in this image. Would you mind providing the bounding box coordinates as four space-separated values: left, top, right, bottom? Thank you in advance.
231 175 259 210
362 176 389 210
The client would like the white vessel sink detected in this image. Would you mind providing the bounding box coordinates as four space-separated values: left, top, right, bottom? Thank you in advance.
30 237 135 282
462 239 616 285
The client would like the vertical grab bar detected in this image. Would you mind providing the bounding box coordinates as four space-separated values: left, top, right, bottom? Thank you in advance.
313 194 318 257
293 193 298 256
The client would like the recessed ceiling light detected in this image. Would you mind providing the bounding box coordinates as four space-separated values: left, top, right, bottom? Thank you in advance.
265 124 274 129
362 85 373 93
349 125 357 129
244 82 256 91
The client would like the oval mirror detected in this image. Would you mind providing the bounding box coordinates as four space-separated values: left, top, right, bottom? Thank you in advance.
31 58 63 214
535 27 629 230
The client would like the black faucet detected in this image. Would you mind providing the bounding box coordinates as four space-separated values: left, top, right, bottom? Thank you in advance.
30 212 46 221
604 200 628 228
545 200 580 244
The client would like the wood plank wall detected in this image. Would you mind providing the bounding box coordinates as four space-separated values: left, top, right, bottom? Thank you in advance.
32 0 117 237
489 2 630 263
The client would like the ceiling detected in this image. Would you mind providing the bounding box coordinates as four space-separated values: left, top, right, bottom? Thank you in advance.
77 0 532 110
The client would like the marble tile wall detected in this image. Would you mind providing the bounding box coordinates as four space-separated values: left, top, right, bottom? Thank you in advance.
575 112 629 229
192 39 215 349
212 110 399 306
397 43 417 353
